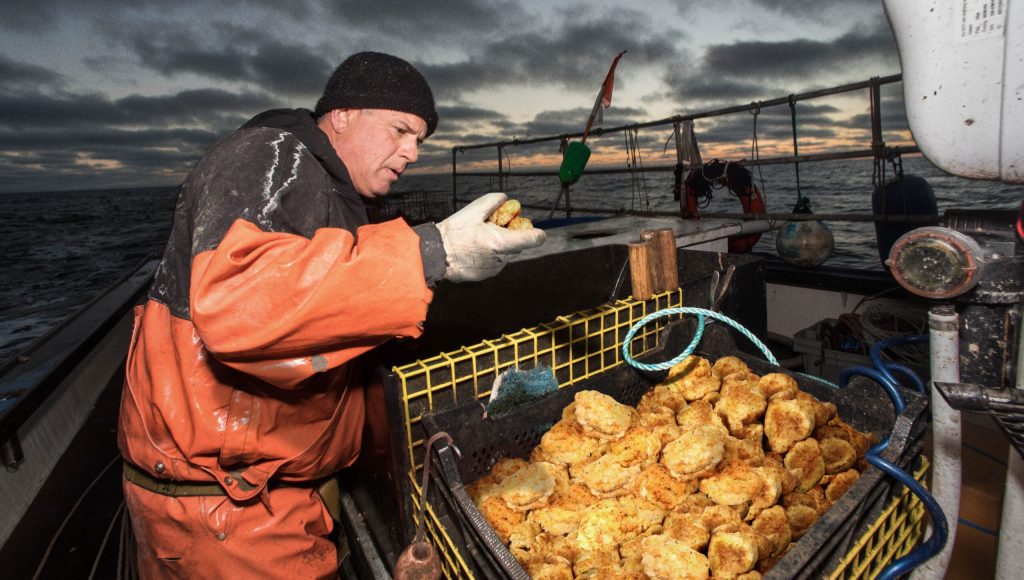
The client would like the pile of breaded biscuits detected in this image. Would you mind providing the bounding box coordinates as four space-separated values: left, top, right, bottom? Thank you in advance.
467 355 877 579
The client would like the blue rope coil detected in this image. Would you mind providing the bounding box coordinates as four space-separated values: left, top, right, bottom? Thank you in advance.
621 307 778 371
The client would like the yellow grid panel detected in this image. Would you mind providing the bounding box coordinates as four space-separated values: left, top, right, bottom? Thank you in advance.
393 289 684 578
829 457 930 580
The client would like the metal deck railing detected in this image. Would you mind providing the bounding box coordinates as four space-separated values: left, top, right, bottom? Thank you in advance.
450 74 921 221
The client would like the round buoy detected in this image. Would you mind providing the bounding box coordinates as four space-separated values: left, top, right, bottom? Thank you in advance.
776 219 834 268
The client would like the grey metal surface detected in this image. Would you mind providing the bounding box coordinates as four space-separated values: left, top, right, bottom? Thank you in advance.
514 216 740 261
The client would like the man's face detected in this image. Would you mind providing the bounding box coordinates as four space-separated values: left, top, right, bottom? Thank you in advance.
326 109 427 198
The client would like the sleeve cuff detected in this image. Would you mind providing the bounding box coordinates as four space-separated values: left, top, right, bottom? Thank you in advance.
413 222 447 287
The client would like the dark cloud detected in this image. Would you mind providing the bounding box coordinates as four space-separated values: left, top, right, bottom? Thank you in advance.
0 82 278 192
444 104 650 145
654 15 899 114
672 77 782 108
0 56 65 92
429 104 513 148
128 24 333 98
0 125 217 153
115 89 278 124
750 0 879 17
680 92 910 159
848 93 910 137
0 2 912 192
0 142 196 192
530 106 650 138
697 112 843 147
419 12 684 101
328 0 510 40
0 88 274 131
437 104 509 124
515 108 593 139
701 25 897 82
0 92 121 130
3 0 62 32
0 130 214 179
1 0 314 32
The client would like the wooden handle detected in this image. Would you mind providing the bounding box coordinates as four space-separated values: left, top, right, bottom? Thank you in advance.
639 228 679 294
654 228 678 291
629 238 657 300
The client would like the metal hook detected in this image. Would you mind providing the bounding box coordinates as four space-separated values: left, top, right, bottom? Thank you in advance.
708 270 720 311
414 432 460 543
395 432 460 580
712 265 736 312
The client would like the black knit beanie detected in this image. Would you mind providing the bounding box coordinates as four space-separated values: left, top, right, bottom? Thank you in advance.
314 52 438 137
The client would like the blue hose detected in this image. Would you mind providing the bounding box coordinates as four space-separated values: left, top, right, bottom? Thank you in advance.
870 335 928 393
850 343 947 578
868 453 949 580
883 362 927 394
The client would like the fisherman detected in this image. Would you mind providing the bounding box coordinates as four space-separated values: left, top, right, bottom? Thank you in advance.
118 51 545 578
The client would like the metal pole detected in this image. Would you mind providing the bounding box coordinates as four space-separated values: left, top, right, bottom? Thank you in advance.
788 95 803 205
673 122 684 202
451 148 458 213
870 77 884 154
497 146 504 192
673 121 683 161
913 305 962 579
996 304 1024 578
454 145 921 178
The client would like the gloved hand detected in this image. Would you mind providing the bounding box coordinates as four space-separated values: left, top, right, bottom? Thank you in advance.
436 192 546 282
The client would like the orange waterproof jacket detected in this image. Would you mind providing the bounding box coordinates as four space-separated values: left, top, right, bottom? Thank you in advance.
119 109 445 502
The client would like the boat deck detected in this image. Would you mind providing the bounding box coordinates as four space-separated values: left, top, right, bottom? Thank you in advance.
0 368 124 578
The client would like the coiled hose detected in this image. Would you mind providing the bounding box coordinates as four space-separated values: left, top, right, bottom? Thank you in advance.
844 335 947 579
870 335 929 394
622 309 946 579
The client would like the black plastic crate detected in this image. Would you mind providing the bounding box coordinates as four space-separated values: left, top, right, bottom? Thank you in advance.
419 333 928 579
367 189 453 225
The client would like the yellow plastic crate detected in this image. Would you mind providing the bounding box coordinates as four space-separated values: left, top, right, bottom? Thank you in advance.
391 289 928 579
392 289 685 578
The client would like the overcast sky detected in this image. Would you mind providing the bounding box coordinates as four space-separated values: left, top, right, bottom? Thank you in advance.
0 0 906 193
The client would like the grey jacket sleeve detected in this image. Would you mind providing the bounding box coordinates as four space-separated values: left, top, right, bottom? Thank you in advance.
413 222 447 287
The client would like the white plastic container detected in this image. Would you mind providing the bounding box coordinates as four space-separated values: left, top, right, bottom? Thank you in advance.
884 0 1023 182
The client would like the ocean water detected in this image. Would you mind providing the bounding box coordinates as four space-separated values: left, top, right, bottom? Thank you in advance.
0 187 180 366
1 157 1021 365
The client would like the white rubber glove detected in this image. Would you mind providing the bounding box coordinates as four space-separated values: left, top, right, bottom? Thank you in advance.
436 192 547 283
